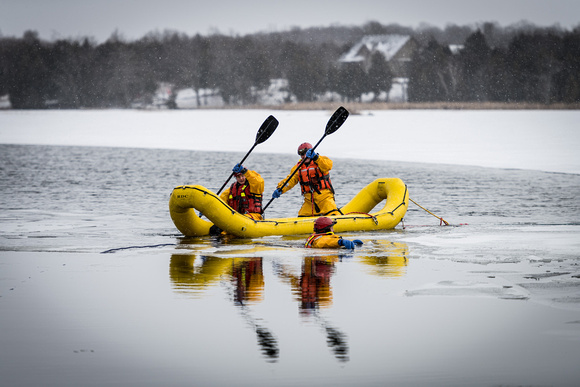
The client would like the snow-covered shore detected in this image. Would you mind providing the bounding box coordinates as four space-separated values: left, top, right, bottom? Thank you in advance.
1 109 579 174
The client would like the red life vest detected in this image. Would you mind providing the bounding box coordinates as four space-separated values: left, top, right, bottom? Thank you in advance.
297 161 333 194
228 182 263 214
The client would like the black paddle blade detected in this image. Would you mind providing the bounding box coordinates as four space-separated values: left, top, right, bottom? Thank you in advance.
255 115 279 144
325 106 349 135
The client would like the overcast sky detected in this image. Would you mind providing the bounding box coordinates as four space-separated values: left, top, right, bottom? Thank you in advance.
2 0 579 42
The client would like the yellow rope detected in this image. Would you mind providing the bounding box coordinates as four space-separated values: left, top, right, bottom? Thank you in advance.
409 198 450 226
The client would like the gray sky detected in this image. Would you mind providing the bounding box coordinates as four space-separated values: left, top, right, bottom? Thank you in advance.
2 0 579 42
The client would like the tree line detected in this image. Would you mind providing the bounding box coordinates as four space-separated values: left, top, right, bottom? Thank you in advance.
409 29 580 103
0 21 579 109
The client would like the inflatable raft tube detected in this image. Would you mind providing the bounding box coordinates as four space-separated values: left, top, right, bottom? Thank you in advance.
169 178 408 238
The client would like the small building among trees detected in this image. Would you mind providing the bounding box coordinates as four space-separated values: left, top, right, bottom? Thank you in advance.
339 34 419 78
338 34 419 102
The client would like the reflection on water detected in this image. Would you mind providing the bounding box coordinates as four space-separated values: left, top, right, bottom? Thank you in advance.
273 256 339 310
273 255 349 362
229 258 279 362
359 240 409 278
170 254 279 362
231 258 265 304
169 254 231 297
169 238 410 363
238 305 279 362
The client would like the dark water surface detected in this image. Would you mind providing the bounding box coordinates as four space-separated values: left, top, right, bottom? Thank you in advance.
1 144 580 386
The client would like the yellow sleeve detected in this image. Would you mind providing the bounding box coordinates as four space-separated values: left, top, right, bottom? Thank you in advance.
314 155 333 174
311 234 342 248
219 187 230 203
277 163 300 194
244 170 264 195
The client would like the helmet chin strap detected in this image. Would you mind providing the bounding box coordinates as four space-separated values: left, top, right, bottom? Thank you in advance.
316 228 333 234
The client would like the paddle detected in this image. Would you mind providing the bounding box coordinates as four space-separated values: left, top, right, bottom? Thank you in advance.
198 115 278 219
261 106 349 213
216 115 279 195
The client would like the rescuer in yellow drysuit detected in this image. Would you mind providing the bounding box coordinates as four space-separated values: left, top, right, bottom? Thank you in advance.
220 163 264 221
305 217 363 249
272 142 340 217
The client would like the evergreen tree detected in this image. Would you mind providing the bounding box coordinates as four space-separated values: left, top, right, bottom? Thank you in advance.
367 52 393 101
486 48 512 102
4 31 54 108
408 40 457 102
335 63 367 102
552 30 580 103
458 31 491 101
283 41 327 102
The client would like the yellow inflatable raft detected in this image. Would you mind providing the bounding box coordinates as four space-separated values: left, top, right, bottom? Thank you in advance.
169 178 408 238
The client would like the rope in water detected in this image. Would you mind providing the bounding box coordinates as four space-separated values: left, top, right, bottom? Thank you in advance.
101 243 175 254
409 198 450 226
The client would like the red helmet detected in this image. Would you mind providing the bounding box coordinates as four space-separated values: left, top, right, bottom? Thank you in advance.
314 217 336 232
297 142 312 156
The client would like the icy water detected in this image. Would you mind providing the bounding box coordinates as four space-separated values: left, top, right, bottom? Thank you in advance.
1 144 580 386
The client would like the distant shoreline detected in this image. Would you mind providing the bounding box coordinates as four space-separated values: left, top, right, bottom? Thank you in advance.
213 101 580 112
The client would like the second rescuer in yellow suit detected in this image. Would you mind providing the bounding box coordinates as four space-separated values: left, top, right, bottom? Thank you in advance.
305 217 363 249
272 142 340 217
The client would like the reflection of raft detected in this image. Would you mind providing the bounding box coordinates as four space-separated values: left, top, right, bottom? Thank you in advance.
169 178 408 238
170 255 265 301
360 241 409 278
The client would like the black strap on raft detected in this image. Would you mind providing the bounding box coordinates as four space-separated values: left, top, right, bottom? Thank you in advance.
344 212 378 225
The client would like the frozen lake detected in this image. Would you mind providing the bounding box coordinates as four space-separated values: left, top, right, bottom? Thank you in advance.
1 108 579 174
1 109 579 386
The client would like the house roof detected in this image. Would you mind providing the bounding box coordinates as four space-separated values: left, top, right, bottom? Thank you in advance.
449 44 464 54
339 34 411 63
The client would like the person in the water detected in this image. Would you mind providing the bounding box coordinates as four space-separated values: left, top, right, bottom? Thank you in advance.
305 217 363 249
